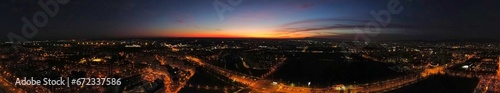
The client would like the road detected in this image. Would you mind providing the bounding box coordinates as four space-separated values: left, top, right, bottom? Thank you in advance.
153 55 196 93
184 55 428 93
0 75 24 93
177 51 494 93
473 56 500 93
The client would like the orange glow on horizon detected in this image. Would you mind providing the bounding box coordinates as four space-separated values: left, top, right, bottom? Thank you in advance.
158 30 308 38
128 27 318 39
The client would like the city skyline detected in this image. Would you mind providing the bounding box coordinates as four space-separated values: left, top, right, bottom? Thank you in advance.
1 0 500 92
1 38 499 92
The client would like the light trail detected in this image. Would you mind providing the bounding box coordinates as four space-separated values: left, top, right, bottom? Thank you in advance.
183 55 427 93
154 55 196 93
0 75 24 93
260 55 286 79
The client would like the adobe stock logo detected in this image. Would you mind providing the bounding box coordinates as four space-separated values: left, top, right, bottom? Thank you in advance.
354 0 403 42
340 0 404 56
213 0 243 21
7 0 70 52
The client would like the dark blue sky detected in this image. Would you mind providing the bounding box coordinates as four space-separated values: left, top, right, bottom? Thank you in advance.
1 0 499 41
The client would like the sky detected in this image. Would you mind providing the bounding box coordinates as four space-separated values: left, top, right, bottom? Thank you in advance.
1 0 499 41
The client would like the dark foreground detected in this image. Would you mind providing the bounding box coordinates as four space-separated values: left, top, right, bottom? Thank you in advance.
389 75 479 93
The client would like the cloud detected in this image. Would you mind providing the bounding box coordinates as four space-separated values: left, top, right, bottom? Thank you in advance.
277 18 448 37
301 3 315 9
281 18 369 27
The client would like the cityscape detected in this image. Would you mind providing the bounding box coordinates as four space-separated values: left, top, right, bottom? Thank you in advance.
0 39 499 92
1 0 500 93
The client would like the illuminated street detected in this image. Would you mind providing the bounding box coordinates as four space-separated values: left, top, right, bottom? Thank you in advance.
0 75 24 93
1 0 500 92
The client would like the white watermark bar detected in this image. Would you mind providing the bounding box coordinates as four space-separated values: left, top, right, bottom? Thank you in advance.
15 77 121 87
